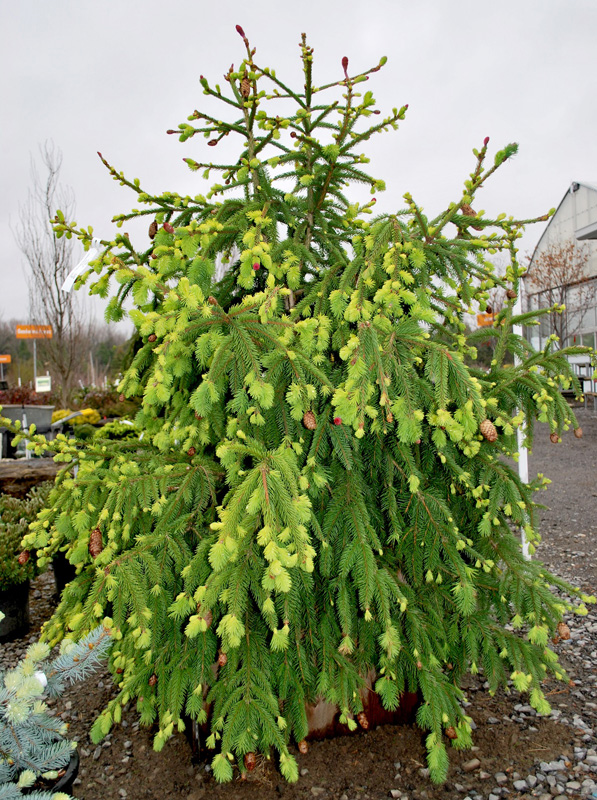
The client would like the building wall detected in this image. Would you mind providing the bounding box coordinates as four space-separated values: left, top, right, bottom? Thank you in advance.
531 184 597 279
525 184 597 392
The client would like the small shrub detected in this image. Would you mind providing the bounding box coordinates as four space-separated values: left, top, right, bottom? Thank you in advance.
0 623 112 798
0 483 51 591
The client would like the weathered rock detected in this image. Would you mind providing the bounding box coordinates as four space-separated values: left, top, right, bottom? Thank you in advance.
462 758 481 773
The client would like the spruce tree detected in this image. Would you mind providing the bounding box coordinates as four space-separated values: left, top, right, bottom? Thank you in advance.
16 28 596 783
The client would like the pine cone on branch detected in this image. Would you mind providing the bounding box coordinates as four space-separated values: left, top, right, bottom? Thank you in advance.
240 73 251 99
89 528 103 558
480 419 497 443
302 411 317 430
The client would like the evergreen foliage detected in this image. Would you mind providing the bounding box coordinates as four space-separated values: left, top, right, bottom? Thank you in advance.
9 28 596 783
0 622 111 799
0 484 51 591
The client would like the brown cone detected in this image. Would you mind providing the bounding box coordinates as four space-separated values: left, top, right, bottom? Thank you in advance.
240 74 251 99
557 621 571 641
298 739 308 754
218 652 227 667
574 427 583 439
357 711 369 730
148 334 157 343
480 419 498 443
550 432 560 444
17 550 30 566
506 288 517 300
445 726 458 740
148 220 158 239
302 411 317 430
89 528 103 558
244 752 256 771
148 673 158 686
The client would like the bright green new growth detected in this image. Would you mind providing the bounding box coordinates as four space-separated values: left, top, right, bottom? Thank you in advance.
18 29 595 783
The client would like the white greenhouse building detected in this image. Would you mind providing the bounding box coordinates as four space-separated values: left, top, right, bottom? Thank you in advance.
524 181 597 395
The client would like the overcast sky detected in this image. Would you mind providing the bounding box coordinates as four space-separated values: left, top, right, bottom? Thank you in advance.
1 0 596 328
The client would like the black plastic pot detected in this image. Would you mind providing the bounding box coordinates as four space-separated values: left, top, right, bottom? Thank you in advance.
53 747 80 794
0 580 30 641
23 748 80 796
52 553 77 597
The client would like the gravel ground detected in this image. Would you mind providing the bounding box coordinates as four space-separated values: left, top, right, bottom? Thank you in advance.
1 408 596 800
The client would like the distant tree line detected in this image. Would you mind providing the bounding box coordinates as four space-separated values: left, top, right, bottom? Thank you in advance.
0 316 130 400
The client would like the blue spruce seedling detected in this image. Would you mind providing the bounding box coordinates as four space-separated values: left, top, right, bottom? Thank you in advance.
0 619 111 799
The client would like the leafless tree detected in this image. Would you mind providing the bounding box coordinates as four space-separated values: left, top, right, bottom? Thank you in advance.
14 142 91 402
524 240 597 346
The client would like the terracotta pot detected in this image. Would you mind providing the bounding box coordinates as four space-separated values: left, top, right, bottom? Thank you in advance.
305 677 419 739
0 580 30 642
187 676 419 755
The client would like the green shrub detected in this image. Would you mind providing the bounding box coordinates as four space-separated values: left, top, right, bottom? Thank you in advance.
0 484 51 591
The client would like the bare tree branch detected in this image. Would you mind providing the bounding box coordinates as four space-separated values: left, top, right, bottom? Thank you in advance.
523 239 597 345
13 142 92 402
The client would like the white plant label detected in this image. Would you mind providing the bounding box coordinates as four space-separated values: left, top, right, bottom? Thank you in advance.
61 238 101 292
33 670 48 689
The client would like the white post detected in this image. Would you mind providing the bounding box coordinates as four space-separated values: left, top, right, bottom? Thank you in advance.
33 339 37 385
513 287 530 560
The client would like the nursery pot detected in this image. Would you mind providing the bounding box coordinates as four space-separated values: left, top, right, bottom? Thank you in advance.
0 580 30 641
53 747 80 794
52 553 77 597
188 675 419 755
24 748 80 796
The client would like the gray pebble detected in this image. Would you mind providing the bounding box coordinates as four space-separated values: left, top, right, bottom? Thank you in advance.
462 759 481 773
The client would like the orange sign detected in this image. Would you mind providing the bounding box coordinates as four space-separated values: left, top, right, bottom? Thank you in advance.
16 325 53 339
0 355 11 363
476 313 495 328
